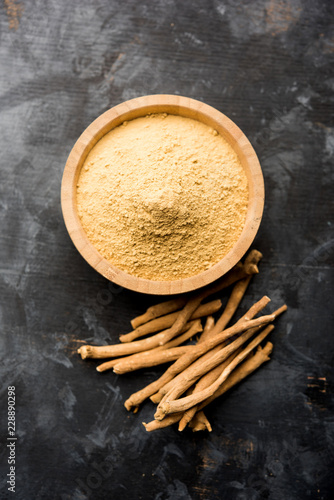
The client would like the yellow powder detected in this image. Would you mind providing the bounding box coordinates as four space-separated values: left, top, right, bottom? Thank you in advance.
76 113 249 281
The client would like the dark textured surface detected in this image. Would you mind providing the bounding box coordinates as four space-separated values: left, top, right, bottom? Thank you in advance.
1 1 334 499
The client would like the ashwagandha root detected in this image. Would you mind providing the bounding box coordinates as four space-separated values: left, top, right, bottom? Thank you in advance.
155 324 276 419
125 297 274 411
76 249 287 434
124 369 174 412
143 342 274 432
196 341 274 412
142 412 183 432
171 267 259 415
96 320 202 373
119 299 222 343
154 324 271 420
243 249 263 275
150 341 229 405
78 301 220 360
207 249 262 336
131 297 188 329
155 304 286 419
197 315 215 344
113 345 193 374
133 250 261 331
144 386 195 431
212 276 252 332
198 260 254 300
188 411 212 432
151 276 257 402
152 296 273 402
178 348 243 431
149 314 221 404
123 258 259 344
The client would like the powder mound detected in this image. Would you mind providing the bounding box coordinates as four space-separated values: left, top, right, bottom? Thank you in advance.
76 114 249 281
133 187 197 237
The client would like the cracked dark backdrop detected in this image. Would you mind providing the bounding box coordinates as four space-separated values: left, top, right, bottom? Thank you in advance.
0 1 333 499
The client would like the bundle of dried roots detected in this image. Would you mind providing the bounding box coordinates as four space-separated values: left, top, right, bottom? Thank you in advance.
77 250 287 432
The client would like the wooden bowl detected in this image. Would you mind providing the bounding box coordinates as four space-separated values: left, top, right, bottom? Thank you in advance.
61 95 264 295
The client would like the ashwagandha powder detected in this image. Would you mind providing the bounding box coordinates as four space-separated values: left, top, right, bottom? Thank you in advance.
76 113 249 281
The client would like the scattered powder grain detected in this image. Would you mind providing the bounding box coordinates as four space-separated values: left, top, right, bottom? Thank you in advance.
76 114 249 281
4 0 23 30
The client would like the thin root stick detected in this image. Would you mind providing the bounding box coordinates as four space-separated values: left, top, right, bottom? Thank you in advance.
209 249 262 333
121 257 257 344
131 297 187 329
152 340 229 405
154 296 273 401
125 371 173 411
78 301 220 360
243 249 263 275
144 340 275 431
124 300 274 412
155 324 266 419
125 299 284 414
188 411 212 432
113 345 193 374
198 316 215 344
199 261 255 301
133 250 260 333
124 322 210 410
97 320 202 373
212 276 252 333
119 299 221 343
155 304 286 419
178 347 243 431
197 341 274 412
156 324 275 418
143 413 183 432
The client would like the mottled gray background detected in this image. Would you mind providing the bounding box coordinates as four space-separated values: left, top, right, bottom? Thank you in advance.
0 1 333 499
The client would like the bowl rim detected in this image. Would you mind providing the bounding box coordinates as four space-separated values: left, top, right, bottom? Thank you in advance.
61 94 264 295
